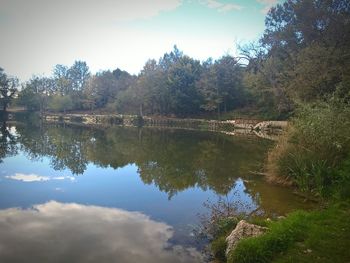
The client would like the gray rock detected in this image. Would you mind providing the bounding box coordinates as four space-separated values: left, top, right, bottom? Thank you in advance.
225 220 267 256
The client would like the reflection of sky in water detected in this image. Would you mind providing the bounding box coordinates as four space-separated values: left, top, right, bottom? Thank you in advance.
0 122 315 262
5 173 75 182
0 152 258 226
0 201 203 263
0 149 259 257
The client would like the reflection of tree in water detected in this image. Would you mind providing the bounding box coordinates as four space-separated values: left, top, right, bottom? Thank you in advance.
15 122 89 174
0 119 18 163
195 182 259 245
12 120 271 197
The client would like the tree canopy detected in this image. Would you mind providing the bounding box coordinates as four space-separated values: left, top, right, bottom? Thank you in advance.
13 0 350 119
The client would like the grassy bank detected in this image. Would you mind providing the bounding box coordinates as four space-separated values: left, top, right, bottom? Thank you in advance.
209 201 350 263
266 98 350 197
209 97 350 262
228 201 350 263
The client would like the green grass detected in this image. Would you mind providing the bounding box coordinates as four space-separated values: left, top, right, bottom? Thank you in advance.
273 202 350 263
228 212 309 263
224 202 350 263
211 236 228 262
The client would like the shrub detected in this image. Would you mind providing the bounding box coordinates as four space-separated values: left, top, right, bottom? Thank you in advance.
70 116 83 123
227 211 309 263
211 236 228 262
267 97 350 196
48 95 73 112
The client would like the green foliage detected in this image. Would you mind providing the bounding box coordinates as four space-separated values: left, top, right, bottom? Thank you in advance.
17 87 41 111
228 212 309 263
48 95 73 112
197 56 246 118
0 67 19 111
17 47 252 118
227 202 350 263
211 236 228 262
242 0 350 117
268 97 350 196
215 217 240 238
206 201 350 263
333 158 350 200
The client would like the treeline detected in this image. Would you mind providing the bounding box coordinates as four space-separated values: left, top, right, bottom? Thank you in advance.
14 47 247 118
1 0 349 120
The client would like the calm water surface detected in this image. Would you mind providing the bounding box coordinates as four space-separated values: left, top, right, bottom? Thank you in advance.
0 117 312 262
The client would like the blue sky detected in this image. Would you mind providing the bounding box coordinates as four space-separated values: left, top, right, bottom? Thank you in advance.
0 0 281 81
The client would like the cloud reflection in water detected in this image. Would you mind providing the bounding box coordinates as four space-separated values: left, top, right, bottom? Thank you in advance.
5 173 75 182
0 201 203 263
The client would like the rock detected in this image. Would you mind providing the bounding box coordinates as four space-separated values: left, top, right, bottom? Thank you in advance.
225 220 268 256
304 249 312 253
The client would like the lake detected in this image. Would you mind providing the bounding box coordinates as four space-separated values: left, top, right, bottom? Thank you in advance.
0 116 312 262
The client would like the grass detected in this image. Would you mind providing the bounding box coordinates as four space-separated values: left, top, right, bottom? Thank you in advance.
266 99 350 195
273 202 350 263
224 202 350 263
208 98 350 262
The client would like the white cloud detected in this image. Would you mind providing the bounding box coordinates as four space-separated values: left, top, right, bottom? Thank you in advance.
256 0 279 14
205 0 222 9
6 173 75 182
218 3 243 12
202 0 243 12
0 201 202 263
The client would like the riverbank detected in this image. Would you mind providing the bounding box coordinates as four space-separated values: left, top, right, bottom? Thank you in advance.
210 201 350 263
41 112 287 130
207 98 350 263
34 112 287 141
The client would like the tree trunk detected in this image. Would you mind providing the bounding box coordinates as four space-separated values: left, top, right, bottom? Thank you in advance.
139 103 143 117
217 104 221 120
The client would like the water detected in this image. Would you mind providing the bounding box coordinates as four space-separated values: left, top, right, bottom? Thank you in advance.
0 117 312 262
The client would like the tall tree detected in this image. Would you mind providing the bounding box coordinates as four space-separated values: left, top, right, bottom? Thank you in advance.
197 56 245 118
0 68 19 112
53 64 70 95
242 0 350 117
20 76 53 115
68 61 90 92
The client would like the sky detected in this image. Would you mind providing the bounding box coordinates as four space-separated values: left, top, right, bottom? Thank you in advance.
0 0 281 81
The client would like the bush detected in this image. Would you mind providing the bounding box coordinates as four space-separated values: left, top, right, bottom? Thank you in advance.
70 116 83 123
228 211 309 263
48 95 73 112
211 236 228 262
267 97 350 196
131 115 144 127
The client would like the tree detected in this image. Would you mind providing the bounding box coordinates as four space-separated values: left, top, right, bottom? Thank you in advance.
166 55 202 116
137 59 168 115
241 0 350 118
48 95 73 113
262 0 350 100
197 56 245 118
196 60 221 115
68 61 90 92
20 76 53 115
0 68 19 112
83 69 135 112
53 64 70 95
